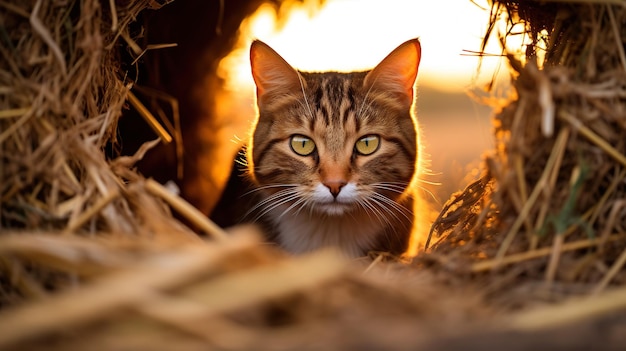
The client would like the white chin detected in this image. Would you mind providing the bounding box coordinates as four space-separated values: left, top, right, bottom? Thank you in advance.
318 203 350 216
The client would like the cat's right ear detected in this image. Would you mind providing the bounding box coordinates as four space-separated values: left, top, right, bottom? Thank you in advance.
364 38 421 108
250 40 303 103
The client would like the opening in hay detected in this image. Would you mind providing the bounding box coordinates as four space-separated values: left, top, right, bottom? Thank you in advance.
1 0 626 350
129 0 497 217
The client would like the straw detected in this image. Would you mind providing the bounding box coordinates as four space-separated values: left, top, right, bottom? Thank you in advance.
2 0 626 349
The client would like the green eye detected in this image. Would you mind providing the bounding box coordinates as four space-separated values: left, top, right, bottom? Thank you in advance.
355 135 380 155
290 135 316 156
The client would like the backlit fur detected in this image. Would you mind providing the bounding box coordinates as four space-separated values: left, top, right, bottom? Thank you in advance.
247 39 425 258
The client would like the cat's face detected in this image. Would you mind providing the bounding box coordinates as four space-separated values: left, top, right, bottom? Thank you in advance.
248 39 421 218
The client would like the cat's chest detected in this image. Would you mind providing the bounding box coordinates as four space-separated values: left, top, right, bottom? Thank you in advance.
269 208 386 257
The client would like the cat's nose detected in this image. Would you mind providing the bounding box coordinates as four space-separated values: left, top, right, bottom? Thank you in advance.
324 180 347 198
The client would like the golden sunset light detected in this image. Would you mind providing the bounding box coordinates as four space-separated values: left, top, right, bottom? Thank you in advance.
215 0 513 203
219 0 519 93
4 1 624 347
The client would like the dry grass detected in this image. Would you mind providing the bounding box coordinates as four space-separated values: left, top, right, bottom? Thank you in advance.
0 0 201 299
1 0 626 349
429 0 626 300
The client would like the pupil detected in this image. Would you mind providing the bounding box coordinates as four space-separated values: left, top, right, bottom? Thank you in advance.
365 139 369 147
302 140 306 148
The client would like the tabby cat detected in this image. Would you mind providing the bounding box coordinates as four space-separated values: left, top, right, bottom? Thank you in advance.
239 38 427 258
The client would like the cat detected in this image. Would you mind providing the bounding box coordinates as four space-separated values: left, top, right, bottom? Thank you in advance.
216 38 429 258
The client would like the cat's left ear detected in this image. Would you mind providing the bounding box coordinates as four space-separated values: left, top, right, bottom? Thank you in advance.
364 38 421 107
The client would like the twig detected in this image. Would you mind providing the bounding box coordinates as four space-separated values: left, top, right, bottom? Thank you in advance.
496 128 569 260
179 249 346 316
108 0 118 32
534 128 570 249
582 168 626 237
363 253 384 275
510 284 626 331
593 244 626 294
544 232 564 284
0 109 33 144
145 179 228 241
130 43 178 66
0 235 256 349
127 91 173 144
0 234 132 275
63 189 120 234
536 67 555 137
0 257 47 299
471 233 625 272
607 5 626 72
0 107 30 119
30 0 67 75
0 1 30 17
131 85 184 179
558 110 626 167
133 290 220 341
120 29 142 55
134 250 345 344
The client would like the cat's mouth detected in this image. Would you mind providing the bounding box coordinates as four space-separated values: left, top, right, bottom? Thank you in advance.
309 183 360 216
316 201 353 216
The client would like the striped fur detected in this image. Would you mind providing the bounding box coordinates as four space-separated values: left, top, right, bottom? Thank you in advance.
247 39 424 258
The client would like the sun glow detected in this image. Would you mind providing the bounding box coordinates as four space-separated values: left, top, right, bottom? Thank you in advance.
213 0 515 241
218 0 514 93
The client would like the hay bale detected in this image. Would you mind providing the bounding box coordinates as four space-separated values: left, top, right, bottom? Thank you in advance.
430 0 626 300
1 0 156 232
0 0 217 304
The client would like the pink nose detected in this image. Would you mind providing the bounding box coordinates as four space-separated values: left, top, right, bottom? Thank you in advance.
323 180 347 198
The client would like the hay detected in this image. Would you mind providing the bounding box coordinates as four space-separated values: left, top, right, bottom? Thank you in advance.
0 0 165 233
430 0 626 299
2 0 626 349
0 0 215 306
0 0 203 302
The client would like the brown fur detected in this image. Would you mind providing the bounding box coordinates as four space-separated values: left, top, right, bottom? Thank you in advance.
243 39 424 258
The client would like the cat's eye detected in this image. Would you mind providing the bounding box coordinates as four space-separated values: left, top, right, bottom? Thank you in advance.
355 135 380 155
290 135 316 156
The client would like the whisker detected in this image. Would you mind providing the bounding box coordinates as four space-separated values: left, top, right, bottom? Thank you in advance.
413 183 440 204
376 180 439 205
251 193 300 223
258 189 298 209
374 182 409 187
293 196 313 217
373 181 409 187
369 195 413 234
244 188 300 222
371 193 413 222
417 178 442 186
359 198 393 229
277 196 309 221
296 72 315 120
358 75 378 117
369 197 404 224
241 183 299 197
355 199 376 223
365 198 405 250
357 199 382 225
371 184 408 195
